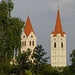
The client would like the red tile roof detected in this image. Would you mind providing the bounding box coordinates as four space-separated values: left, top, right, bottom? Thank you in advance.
51 9 66 37
24 16 35 37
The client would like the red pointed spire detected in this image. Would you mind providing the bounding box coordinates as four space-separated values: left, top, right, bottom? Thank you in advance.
52 9 65 36
24 16 35 37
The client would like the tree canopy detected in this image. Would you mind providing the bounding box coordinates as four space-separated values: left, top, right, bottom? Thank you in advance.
0 0 75 75
0 0 24 64
32 45 50 75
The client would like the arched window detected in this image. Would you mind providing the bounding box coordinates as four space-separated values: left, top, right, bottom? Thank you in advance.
25 41 26 46
61 42 63 48
32 41 34 46
22 41 26 46
22 41 24 46
23 36 25 38
31 36 33 38
29 41 31 46
54 42 56 48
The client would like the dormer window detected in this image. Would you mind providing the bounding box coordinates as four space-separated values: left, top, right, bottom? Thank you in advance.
23 36 25 38
31 36 33 38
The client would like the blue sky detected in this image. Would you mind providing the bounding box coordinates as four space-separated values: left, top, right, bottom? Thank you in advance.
10 0 75 65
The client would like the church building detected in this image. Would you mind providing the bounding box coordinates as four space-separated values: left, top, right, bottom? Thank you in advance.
51 9 66 67
21 16 37 53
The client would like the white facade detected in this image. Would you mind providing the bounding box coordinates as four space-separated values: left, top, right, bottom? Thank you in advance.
51 34 66 67
21 16 37 53
21 31 36 53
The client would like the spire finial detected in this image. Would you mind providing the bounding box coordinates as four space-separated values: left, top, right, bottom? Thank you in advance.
58 4 59 9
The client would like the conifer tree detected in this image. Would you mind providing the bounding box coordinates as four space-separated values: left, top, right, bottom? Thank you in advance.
32 45 50 75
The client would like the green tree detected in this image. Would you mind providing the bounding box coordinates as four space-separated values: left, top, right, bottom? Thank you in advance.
16 49 32 75
37 64 60 75
9 17 24 58
62 66 73 75
25 70 33 75
32 45 50 75
69 50 75 75
6 0 14 18
70 50 75 66
0 0 10 63
0 0 24 75
0 0 24 63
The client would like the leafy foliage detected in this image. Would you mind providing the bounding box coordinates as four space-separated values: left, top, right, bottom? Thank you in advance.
41 64 59 75
16 49 32 75
70 50 75 65
32 45 49 64
0 0 24 75
1 0 75 75
0 0 24 64
32 45 50 75
69 50 75 75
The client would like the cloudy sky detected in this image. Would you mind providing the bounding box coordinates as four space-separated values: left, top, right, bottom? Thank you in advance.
5 0 75 65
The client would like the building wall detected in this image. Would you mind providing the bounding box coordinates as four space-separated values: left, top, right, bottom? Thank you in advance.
21 31 36 53
51 34 66 67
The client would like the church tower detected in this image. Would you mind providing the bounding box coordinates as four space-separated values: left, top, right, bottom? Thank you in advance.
21 16 37 53
51 9 66 67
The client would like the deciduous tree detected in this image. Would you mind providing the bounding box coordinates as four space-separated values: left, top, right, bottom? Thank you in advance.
0 0 24 63
70 50 75 75
16 49 32 75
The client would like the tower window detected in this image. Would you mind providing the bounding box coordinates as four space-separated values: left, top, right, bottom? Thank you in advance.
32 41 34 46
22 41 26 46
23 36 25 38
61 42 63 48
22 41 24 46
31 36 33 38
25 41 26 46
54 42 56 48
29 41 31 46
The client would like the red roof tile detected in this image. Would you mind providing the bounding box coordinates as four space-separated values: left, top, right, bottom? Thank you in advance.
24 16 35 37
51 9 66 37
